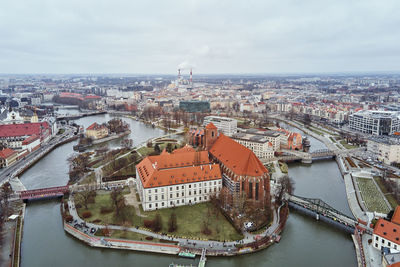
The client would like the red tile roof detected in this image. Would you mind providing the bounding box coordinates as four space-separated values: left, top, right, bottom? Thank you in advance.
205 122 217 130
0 148 17 159
210 134 268 177
87 122 107 131
136 151 221 188
0 122 50 138
374 218 400 245
172 144 196 154
22 134 39 145
392 206 400 225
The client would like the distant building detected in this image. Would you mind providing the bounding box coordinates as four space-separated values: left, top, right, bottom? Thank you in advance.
349 110 400 136
0 148 18 168
179 101 210 113
203 116 237 136
275 128 303 150
0 122 51 149
136 148 222 211
85 123 109 140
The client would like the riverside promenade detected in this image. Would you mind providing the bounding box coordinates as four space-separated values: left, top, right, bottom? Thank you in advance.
65 193 284 256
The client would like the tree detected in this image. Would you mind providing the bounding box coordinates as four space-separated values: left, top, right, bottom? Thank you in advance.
303 114 312 126
153 213 163 232
166 143 173 153
276 175 295 206
111 188 126 217
168 212 177 232
75 186 96 210
154 144 161 155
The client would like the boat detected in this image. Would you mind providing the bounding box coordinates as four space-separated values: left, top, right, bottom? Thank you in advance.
178 251 196 259
275 235 281 243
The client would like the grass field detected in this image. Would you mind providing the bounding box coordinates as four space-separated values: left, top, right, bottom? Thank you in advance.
357 177 390 213
77 191 243 242
374 177 399 209
340 140 358 149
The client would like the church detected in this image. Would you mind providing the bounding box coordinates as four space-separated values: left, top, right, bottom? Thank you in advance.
136 122 271 212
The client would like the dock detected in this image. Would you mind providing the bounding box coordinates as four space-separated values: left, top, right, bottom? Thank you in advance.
198 248 207 267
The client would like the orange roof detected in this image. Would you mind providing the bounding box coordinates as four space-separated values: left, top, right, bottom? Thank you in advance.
87 122 107 131
205 122 217 130
0 148 17 159
392 206 400 225
210 134 268 177
136 151 221 188
172 144 196 154
389 263 400 267
374 218 400 245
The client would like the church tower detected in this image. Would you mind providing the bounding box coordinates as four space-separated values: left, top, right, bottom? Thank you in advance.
204 122 218 150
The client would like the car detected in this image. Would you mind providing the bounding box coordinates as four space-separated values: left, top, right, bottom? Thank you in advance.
90 228 96 234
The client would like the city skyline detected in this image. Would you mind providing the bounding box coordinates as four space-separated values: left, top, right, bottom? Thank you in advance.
1 0 400 74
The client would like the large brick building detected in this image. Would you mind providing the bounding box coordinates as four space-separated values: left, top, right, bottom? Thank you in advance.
204 123 271 208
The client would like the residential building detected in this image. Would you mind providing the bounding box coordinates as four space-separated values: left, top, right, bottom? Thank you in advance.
203 116 237 136
85 123 109 140
0 148 18 168
349 110 400 136
136 149 222 211
367 136 400 164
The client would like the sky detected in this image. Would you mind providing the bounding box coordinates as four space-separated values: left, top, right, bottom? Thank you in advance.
1 0 399 74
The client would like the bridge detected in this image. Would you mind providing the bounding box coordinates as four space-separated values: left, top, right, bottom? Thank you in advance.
278 148 366 164
288 194 358 233
19 185 69 201
56 111 107 121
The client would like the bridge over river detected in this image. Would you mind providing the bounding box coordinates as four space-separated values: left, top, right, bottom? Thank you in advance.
288 194 368 234
276 147 366 164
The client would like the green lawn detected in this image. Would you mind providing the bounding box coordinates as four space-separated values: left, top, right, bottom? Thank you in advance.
340 140 358 149
374 177 399 209
77 191 243 242
357 177 390 213
137 146 154 156
141 202 243 241
79 172 96 185
279 162 288 173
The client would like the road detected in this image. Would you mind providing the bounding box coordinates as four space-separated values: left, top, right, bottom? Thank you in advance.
0 125 77 187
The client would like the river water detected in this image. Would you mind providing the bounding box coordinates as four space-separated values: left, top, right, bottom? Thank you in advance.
19 114 357 267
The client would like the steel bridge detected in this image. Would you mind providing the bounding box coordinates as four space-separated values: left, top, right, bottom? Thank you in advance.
288 194 358 233
19 185 69 200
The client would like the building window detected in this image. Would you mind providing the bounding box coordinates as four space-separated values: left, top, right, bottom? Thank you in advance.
194 190 197 195
375 236 378 241
182 192 184 196
155 189 157 193
170 194 172 198
177 200 180 204
189 185 191 188
199 197 202 201
382 239 385 244
170 201 173 205
177 193 179 197
189 191 191 196
155 203 158 208
162 202 164 206
182 186 184 189
155 196 158 201
149 204 152 208
182 199 184 203
149 196 151 201
162 195 164 200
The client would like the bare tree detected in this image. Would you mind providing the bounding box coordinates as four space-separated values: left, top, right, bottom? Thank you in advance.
276 175 295 206
75 186 96 210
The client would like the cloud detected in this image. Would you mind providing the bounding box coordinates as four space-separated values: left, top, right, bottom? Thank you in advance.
0 0 399 73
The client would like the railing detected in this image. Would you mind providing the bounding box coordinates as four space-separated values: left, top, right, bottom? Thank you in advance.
354 228 367 267
19 185 69 200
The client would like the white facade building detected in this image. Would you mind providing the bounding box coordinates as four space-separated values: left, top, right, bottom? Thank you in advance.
349 110 400 136
203 116 237 136
232 132 275 160
135 150 222 211
367 137 400 164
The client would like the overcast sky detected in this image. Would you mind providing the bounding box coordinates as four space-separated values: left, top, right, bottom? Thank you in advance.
1 0 399 74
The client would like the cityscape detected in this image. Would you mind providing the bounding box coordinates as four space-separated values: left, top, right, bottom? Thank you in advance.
1 1 400 267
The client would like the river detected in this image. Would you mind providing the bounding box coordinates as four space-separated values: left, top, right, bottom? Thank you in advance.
19 114 357 267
